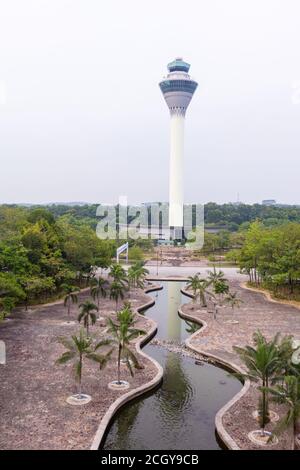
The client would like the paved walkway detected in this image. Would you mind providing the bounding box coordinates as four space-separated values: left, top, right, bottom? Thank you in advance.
146 265 245 280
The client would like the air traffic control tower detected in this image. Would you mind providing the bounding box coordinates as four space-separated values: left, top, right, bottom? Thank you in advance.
159 58 198 239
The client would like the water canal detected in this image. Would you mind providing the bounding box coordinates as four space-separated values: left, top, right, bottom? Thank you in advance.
102 281 241 450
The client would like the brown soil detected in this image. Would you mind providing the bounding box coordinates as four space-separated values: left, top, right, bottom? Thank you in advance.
182 279 299 450
147 247 208 267
0 287 157 450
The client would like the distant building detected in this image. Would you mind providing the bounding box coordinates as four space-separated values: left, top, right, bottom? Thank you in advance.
141 202 163 207
230 201 243 206
262 199 276 206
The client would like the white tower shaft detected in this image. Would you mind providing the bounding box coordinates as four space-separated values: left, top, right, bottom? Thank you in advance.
169 113 185 227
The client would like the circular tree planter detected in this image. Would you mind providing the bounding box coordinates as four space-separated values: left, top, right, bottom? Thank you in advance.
225 320 239 325
248 430 278 446
108 380 130 390
62 320 76 326
252 409 279 423
66 393 91 406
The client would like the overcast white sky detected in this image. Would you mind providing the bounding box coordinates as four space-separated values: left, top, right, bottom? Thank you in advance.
0 0 299 205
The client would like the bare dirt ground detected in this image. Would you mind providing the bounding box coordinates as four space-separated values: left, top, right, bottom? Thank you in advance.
1 246 299 450
182 279 300 450
0 287 157 450
147 247 209 267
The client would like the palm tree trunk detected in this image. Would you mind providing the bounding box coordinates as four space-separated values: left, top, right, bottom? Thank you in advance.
79 354 82 397
68 298 71 318
265 376 269 418
261 378 266 435
86 318 89 337
117 345 121 384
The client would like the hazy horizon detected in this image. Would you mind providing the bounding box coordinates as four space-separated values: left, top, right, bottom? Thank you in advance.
1 1 300 205
1 200 299 208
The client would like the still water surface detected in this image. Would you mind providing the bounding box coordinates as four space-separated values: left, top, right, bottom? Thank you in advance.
102 282 241 450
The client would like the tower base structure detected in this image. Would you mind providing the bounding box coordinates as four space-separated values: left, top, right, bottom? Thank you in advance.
169 226 184 241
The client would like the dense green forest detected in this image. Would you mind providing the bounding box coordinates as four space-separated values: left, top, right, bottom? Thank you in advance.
0 206 116 318
226 221 300 300
3 202 300 229
0 203 299 314
195 217 300 300
203 202 300 228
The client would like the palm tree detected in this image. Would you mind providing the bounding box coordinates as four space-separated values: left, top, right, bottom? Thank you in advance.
127 266 136 289
128 262 149 289
110 280 125 312
186 274 200 303
207 266 227 284
263 375 300 449
109 263 128 287
223 291 243 324
90 276 107 309
213 279 229 303
277 336 300 379
56 329 111 399
233 331 281 436
62 284 79 320
104 305 145 384
134 263 149 287
224 291 243 312
197 278 213 307
78 300 98 336
184 320 199 334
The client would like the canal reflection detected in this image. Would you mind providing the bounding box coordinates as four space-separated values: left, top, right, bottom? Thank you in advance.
102 282 241 450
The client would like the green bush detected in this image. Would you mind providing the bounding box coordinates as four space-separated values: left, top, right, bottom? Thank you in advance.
128 246 144 262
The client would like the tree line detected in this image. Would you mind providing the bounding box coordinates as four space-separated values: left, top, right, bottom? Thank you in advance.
227 221 300 300
3 202 300 230
0 206 116 318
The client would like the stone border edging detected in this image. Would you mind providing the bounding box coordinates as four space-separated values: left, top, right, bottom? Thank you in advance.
21 287 91 311
179 287 251 451
241 282 300 311
90 284 164 451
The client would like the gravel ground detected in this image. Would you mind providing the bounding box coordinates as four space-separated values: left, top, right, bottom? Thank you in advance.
182 279 300 450
0 287 157 450
1 267 298 451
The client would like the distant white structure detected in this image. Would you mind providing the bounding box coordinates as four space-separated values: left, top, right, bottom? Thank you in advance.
159 58 198 237
116 242 128 264
262 199 276 206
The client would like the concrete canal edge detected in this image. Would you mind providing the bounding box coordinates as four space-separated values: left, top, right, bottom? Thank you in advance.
90 283 164 451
